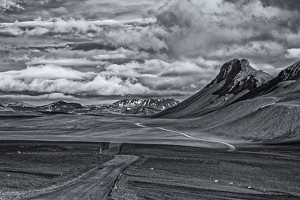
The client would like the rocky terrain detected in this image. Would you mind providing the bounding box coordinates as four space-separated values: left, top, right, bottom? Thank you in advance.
153 60 300 142
154 59 273 118
108 98 179 115
235 61 300 103
0 141 299 200
110 143 300 200
0 98 179 115
36 101 85 114
0 141 114 200
0 103 10 111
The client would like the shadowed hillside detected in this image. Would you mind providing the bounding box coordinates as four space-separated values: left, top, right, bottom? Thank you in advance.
158 60 300 142
154 59 272 118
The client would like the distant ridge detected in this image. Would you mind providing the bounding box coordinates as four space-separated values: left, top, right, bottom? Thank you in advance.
154 58 273 118
109 98 179 115
36 101 84 114
0 98 179 115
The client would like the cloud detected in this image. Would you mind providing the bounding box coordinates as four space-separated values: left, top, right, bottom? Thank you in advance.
1 64 95 80
0 17 155 34
285 48 300 59
0 26 23 37
154 0 300 66
0 0 24 12
105 25 168 52
0 64 150 96
0 0 163 22
101 59 217 92
0 58 218 97
251 63 284 76
27 57 107 67
0 93 78 100
1 0 299 99
0 17 167 54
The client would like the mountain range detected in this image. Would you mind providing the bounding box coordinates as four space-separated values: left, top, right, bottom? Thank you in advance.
0 98 179 115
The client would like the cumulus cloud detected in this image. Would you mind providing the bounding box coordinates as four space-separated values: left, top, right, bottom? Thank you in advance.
0 93 78 101
0 17 155 34
0 17 168 54
27 57 107 68
0 0 162 22
106 25 168 52
0 0 24 12
0 64 150 96
154 0 300 66
285 48 300 59
0 58 218 97
1 0 299 99
1 64 95 81
100 59 217 92
251 63 284 76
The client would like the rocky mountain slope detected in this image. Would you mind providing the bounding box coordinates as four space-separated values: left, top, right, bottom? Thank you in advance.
0 104 9 111
0 99 31 108
0 99 31 112
35 101 85 114
108 98 179 115
154 59 273 118
235 61 300 103
169 60 300 142
0 98 179 115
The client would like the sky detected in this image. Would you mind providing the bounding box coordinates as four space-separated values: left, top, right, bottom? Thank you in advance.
0 0 299 104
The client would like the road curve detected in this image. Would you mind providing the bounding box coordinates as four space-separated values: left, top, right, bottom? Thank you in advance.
29 155 139 200
135 123 236 152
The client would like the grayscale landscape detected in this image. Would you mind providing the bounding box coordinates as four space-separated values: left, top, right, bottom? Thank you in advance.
0 0 299 199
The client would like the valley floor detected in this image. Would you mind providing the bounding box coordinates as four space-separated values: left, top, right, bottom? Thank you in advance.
0 113 299 199
0 141 299 200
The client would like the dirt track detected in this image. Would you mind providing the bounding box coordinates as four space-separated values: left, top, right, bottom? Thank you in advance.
29 155 138 200
0 141 299 200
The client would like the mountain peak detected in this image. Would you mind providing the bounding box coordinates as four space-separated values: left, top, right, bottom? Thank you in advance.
233 60 300 103
208 59 272 96
154 59 273 118
213 59 254 84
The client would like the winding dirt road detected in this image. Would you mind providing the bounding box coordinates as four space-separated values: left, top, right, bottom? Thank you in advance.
135 123 236 151
29 155 139 200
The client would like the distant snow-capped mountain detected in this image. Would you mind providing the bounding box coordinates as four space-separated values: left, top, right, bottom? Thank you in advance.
109 98 179 115
0 98 178 115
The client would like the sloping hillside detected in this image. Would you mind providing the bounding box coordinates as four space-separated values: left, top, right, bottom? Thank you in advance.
235 61 300 102
154 59 272 118
172 61 300 142
208 104 300 142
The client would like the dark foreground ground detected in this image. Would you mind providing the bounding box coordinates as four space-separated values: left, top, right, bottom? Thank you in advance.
0 141 299 200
